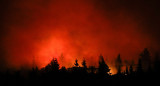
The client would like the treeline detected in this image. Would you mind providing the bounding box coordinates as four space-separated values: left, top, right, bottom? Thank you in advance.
36 48 160 76
0 48 160 86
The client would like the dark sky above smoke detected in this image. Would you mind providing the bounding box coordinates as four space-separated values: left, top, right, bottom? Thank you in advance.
0 0 160 71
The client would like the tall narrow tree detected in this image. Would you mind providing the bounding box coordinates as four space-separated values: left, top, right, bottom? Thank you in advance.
129 65 133 75
115 54 122 74
136 58 143 75
82 59 87 73
125 66 129 75
98 54 110 76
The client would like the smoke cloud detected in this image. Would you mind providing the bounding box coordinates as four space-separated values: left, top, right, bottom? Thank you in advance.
0 0 160 71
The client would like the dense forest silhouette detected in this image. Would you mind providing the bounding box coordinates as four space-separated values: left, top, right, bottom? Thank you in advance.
0 48 159 86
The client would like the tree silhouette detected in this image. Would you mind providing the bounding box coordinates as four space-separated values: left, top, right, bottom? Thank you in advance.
129 60 135 75
74 59 79 67
115 54 122 74
125 65 129 75
30 66 39 78
140 48 151 71
136 58 143 75
52 58 59 71
45 58 59 72
32 66 39 72
82 59 87 68
124 60 129 75
98 54 110 76
82 59 87 73
129 65 133 75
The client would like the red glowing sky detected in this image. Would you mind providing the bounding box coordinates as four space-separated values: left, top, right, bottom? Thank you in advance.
0 0 160 70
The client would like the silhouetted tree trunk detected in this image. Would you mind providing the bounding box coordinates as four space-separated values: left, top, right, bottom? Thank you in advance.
129 65 133 75
115 54 122 75
136 58 143 75
125 65 129 75
82 59 87 73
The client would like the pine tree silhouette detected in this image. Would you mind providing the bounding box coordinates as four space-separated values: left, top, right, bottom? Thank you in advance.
136 58 143 75
125 65 129 75
53 58 59 71
82 59 87 73
129 65 133 75
115 54 122 74
98 54 110 76
45 58 59 72
124 60 129 75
